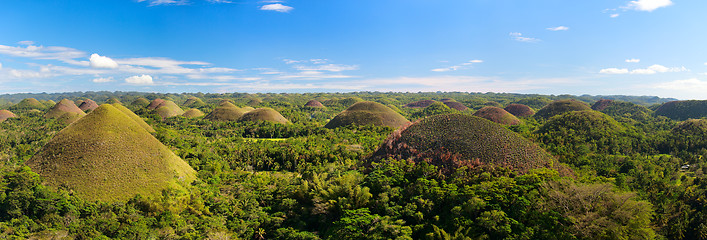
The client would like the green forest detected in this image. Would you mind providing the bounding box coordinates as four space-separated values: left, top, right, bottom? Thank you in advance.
1 91 706 240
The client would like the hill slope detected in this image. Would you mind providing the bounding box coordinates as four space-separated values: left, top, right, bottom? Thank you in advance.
325 101 409 129
26 104 196 202
372 114 558 175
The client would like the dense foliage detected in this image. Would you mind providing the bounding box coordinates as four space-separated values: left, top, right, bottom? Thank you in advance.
0 91 701 239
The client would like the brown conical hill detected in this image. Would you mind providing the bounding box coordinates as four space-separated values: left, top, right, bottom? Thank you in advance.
154 101 186 120
325 101 409 129
26 104 196 202
131 97 151 107
112 104 155 133
9 98 46 111
45 99 86 119
443 101 468 111
371 114 560 175
75 99 85 106
239 108 289 124
535 99 591 119
147 99 166 110
504 104 535 117
79 99 99 111
0 110 17 122
182 108 205 118
591 99 615 111
405 100 437 108
473 106 521 125
304 100 325 108
205 104 246 121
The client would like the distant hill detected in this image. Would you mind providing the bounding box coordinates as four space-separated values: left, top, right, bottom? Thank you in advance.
239 108 289 124
325 101 408 129
504 103 535 117
205 103 247 121
371 114 561 175
654 100 707 120
182 108 205 118
26 104 196 202
404 100 437 108
473 106 521 125
0 110 17 122
536 99 592 119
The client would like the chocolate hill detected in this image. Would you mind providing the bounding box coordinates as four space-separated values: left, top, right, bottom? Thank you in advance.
0 110 17 122
591 99 614 111
443 101 468 111
473 106 521 125
131 97 151 107
112 103 155 133
504 104 535 117
45 99 87 124
239 108 289 124
183 97 206 108
78 99 99 111
154 100 186 119
9 98 46 111
371 114 558 175
325 101 409 129
147 99 166 110
405 100 437 108
205 102 247 121
182 108 205 118
26 104 196 202
535 99 591 119
304 100 325 108
655 100 707 120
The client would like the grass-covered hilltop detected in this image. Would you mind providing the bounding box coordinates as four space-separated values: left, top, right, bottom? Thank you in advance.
3 91 707 239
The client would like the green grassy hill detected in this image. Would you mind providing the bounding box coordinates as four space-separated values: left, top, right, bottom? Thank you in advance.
26 104 196 202
325 101 409 129
154 100 186 119
9 98 46 111
535 99 591 119
131 97 151 107
654 100 707 120
112 103 155 132
182 108 205 118
44 99 86 123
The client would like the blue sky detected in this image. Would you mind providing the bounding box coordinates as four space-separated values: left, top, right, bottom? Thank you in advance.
0 0 705 99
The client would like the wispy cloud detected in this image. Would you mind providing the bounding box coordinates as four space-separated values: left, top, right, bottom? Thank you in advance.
260 3 293 12
431 60 483 72
92 77 114 83
625 58 641 63
137 0 189 6
510 32 540 43
600 64 687 74
622 0 673 12
546 26 569 31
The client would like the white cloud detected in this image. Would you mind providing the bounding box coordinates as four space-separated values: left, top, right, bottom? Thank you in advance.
89 53 119 69
600 64 687 74
631 64 686 74
432 59 483 72
137 0 189 6
510 32 540 43
547 26 569 31
17 41 35 46
0 62 2 70
652 78 707 92
610 13 620 18
624 0 673 12
260 3 293 12
92 77 114 83
295 64 359 72
625 58 641 63
125 75 154 85
0 44 86 62
600 68 630 74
